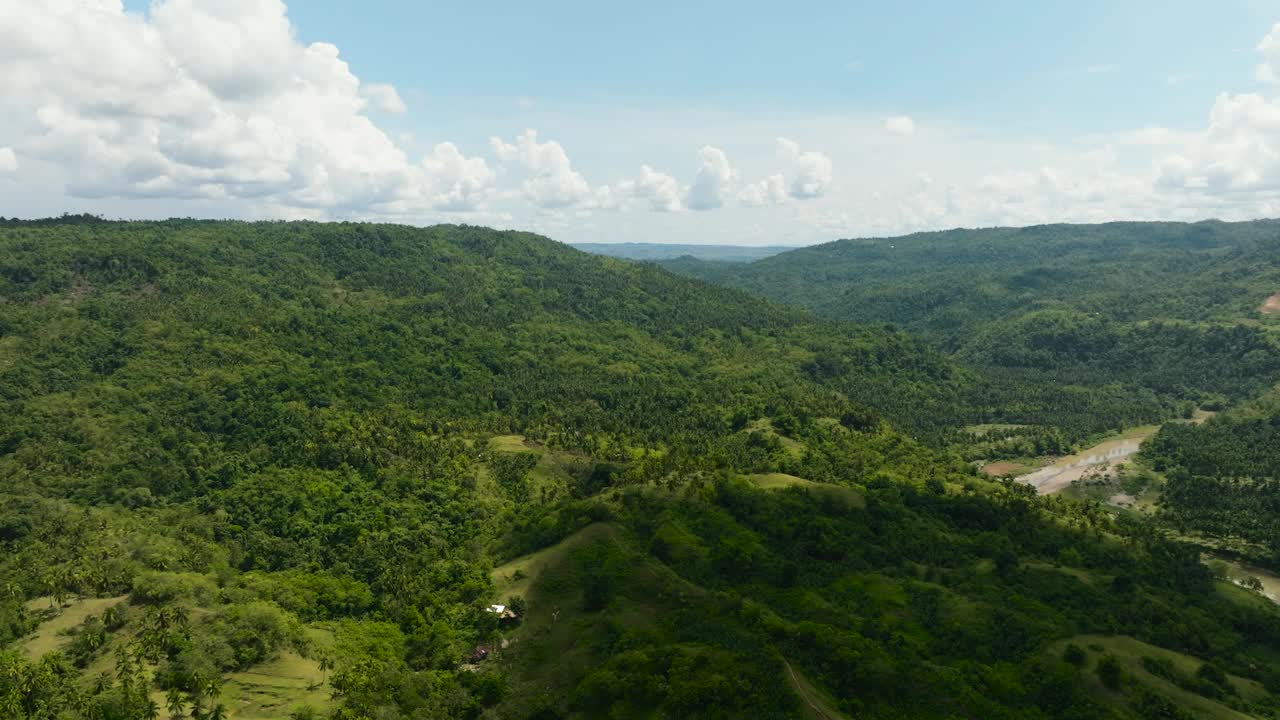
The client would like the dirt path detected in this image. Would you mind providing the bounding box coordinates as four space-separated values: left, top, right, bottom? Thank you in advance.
783 659 848 720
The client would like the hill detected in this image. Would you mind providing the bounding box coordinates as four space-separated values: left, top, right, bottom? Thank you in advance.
572 242 793 263
663 220 1280 442
2 219 1280 720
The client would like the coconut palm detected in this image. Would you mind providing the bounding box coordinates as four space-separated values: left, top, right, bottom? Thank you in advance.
166 687 186 719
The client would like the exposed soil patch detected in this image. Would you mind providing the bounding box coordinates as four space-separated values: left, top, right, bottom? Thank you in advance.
1262 293 1280 315
981 461 1026 477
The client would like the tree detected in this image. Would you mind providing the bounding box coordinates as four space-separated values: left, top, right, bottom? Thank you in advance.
1096 653 1123 690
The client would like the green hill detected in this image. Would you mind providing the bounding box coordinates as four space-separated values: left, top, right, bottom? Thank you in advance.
572 242 793 263
663 220 1280 442
1 219 1280 720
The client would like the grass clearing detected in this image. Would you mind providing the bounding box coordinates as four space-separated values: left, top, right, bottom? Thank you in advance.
488 434 533 453
21 595 128 659
221 652 331 719
1050 635 1266 719
980 461 1031 477
747 473 866 508
745 419 806 458
492 523 620 600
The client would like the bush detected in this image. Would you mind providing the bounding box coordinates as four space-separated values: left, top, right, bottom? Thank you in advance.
1063 644 1086 667
131 572 218 606
200 601 306 670
1096 653 1123 690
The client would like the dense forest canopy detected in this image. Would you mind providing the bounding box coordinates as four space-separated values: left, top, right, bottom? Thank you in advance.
1 219 1279 720
662 220 1280 442
571 243 790 263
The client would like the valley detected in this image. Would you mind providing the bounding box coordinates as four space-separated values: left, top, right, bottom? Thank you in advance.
8 3 1280 718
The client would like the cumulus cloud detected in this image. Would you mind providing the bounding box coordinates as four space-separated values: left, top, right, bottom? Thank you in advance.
1153 91 1280 195
0 0 486 213
735 139 833 207
491 129 595 209
685 146 734 210
625 165 684 212
1256 23 1280 83
884 116 917 137
872 22 1280 236
361 83 407 114
419 142 495 211
777 137 833 199
0 148 17 173
738 174 787 207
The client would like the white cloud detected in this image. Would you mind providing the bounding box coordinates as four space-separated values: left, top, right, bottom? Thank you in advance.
1151 91 1280 194
734 139 833 207
418 142 494 211
0 0 474 214
491 129 594 209
627 165 684 212
884 116 916 137
685 146 734 210
1256 23 1280 83
0 148 16 173
738 174 787 207
777 137 833 199
1085 64 1117 75
361 83 407 114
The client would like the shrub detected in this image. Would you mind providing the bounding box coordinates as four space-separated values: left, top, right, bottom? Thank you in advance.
1096 653 1123 690
1063 644 1086 667
131 572 218 606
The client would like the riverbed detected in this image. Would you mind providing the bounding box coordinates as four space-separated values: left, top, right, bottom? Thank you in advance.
1017 427 1157 495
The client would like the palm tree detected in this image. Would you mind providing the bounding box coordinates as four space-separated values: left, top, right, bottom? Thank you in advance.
208 703 229 720
318 654 334 685
143 699 161 720
166 687 186 719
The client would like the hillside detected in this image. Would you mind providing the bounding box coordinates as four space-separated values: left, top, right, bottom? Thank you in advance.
663 220 1280 442
1142 387 1280 564
2 219 1280 720
572 242 792 263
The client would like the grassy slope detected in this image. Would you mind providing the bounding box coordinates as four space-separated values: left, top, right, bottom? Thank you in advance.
21 596 128 659
747 473 866 508
1050 634 1265 720
220 652 330 720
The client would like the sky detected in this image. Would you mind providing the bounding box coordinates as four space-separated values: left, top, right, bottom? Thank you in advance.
3 1 1280 245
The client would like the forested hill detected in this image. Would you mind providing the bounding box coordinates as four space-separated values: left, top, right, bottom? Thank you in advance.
5 219 1280 720
572 242 791 263
663 220 1280 441
664 220 1280 331
0 219 962 468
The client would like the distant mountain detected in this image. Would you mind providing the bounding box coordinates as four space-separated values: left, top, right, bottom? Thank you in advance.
572 241 794 263
661 219 1280 440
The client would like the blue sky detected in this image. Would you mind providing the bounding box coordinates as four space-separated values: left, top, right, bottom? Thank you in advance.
6 1 1280 244
259 0 1272 130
